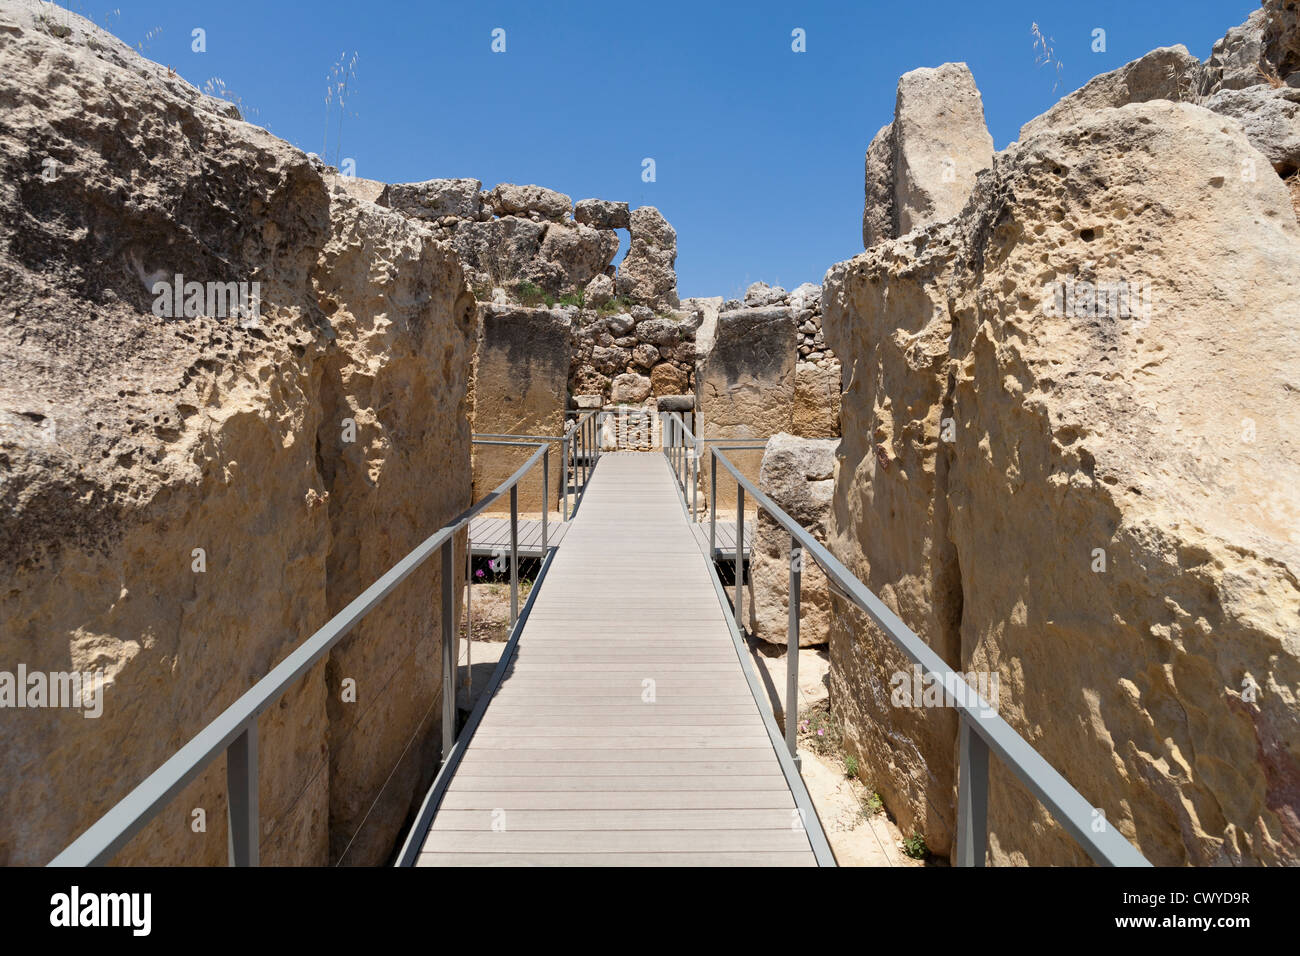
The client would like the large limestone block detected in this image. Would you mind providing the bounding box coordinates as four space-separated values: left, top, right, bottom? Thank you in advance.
379 177 483 220
1204 9 1269 93
1264 0 1300 81
470 305 571 514
539 222 620 290
452 216 546 287
893 63 994 235
483 183 572 221
312 191 475 865
822 228 966 857
862 123 896 247
574 198 630 230
948 102 1300 866
697 306 796 511
793 361 841 439
0 0 474 865
1206 85 1300 173
748 435 838 649
825 99 1300 866
1019 46 1204 140
616 206 679 309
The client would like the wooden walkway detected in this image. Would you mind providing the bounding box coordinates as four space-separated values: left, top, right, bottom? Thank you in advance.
469 517 571 558
416 452 820 866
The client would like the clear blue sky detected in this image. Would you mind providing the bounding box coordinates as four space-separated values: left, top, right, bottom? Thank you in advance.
77 0 1257 299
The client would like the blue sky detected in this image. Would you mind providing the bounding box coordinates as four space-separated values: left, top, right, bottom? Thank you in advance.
76 0 1258 299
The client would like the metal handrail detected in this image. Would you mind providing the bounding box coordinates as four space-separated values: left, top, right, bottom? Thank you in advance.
50 438 557 867
661 412 1149 868
473 409 600 520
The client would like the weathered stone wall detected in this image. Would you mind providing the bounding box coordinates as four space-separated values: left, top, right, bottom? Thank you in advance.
470 304 571 514
696 304 797 512
747 435 838 649
825 97 1300 865
0 2 473 865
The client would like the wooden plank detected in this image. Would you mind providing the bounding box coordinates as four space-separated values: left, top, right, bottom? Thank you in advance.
419 452 818 866
430 809 801 831
421 830 812 853
438 790 795 811
417 851 815 867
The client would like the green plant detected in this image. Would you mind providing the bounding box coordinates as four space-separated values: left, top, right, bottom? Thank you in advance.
512 281 547 307
797 705 842 756
844 755 859 779
597 295 636 315
902 832 929 860
860 792 884 818
556 290 585 308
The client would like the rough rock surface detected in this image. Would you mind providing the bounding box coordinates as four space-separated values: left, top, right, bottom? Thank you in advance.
617 206 679 309
748 435 838 648
610 371 652 404
824 100 1300 866
482 183 572 221
893 63 994 234
862 123 896 248
696 306 796 510
539 222 620 289
1019 46 1204 140
794 362 841 438
1206 85 1300 172
471 305 570 513
0 0 474 865
1203 9 1270 93
574 198 630 230
379 177 483 220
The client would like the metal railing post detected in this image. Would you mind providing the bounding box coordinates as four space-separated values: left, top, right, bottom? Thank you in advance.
709 447 717 557
957 719 990 866
542 446 549 551
787 539 801 766
561 434 569 521
509 485 519 625
691 436 698 519
226 724 259 866
735 484 745 629
441 538 455 759
464 530 472 702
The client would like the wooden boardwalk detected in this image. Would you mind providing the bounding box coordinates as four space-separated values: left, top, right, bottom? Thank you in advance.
469 516 571 558
416 452 820 866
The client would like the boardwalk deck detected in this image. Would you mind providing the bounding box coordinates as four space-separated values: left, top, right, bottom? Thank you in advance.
468 516 570 558
416 452 822 866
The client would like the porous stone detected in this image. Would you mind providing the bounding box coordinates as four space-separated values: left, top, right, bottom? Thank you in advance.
617 206 679 309
748 435 838 648
0 0 475 866
823 100 1300 866
863 123 897 247
380 177 483 220
471 304 571 514
574 198 630 230
1206 84 1300 172
483 183 572 221
584 273 614 307
1019 46 1204 140
650 362 689 396
893 62 994 234
610 371 652 404
539 222 620 289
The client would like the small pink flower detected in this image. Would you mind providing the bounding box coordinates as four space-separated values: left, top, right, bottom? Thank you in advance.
817 728 825 736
